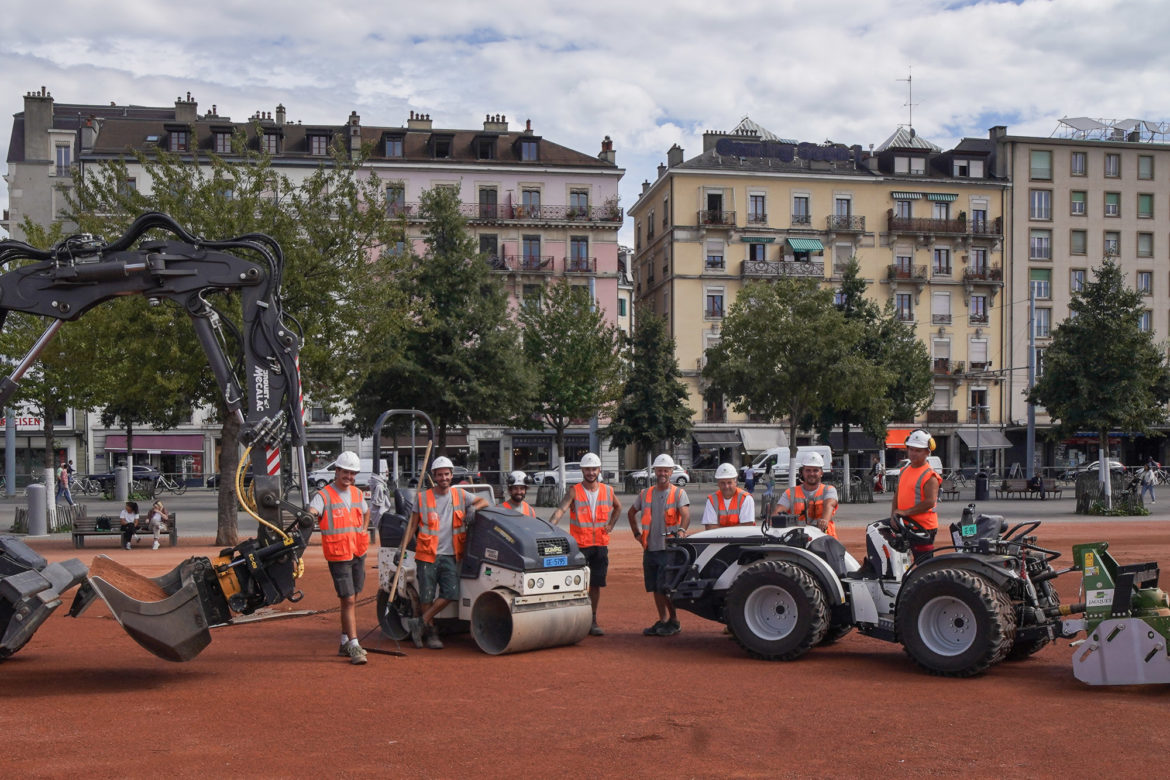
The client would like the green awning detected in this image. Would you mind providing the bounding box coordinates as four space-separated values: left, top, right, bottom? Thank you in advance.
926 193 958 202
890 191 923 200
740 236 775 243
786 238 824 252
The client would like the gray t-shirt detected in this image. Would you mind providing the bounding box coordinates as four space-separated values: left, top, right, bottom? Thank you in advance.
419 488 476 556
632 486 690 552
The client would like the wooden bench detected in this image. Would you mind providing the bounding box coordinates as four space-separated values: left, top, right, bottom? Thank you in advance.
1042 486 1064 499
995 479 1030 499
72 512 178 548
939 479 960 501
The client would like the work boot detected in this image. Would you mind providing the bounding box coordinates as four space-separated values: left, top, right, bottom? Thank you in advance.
589 620 605 636
406 617 424 649
345 642 367 665
152 541 160 550
661 618 681 636
642 621 666 636
424 626 444 650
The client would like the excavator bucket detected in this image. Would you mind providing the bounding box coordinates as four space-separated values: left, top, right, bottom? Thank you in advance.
0 536 89 659
72 556 231 662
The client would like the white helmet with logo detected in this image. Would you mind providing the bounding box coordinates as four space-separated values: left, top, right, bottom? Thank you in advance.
715 463 738 480
507 470 528 486
334 451 361 472
652 453 675 469
431 455 454 471
800 452 825 470
580 452 602 468
905 430 935 451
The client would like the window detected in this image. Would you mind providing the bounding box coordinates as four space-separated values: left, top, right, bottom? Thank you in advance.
1139 155 1154 180
1030 268 1052 299
569 190 589 217
1034 308 1051 338
478 187 498 219
932 248 951 276
1030 229 1052 260
895 199 912 219
618 298 627 317
522 236 542 269
309 406 331 423
969 388 989 423
969 340 989 372
932 386 952 411
386 185 405 216
1070 269 1086 293
895 254 913 275
1029 190 1052 220
522 284 542 309
835 197 852 217
792 195 810 225
706 241 725 270
54 144 71 176
931 292 951 324
748 194 766 223
520 139 538 161
953 159 984 177
1070 151 1087 176
1030 150 1052 180
970 295 988 324
748 243 766 262
934 339 950 372
521 189 541 218
382 136 403 157
932 201 949 220
895 293 913 322
1104 231 1120 256
569 237 590 271
833 289 847 307
1140 310 1152 332
169 130 189 152
971 208 988 231
970 247 988 274
476 138 495 160
214 132 231 154
1138 271 1153 295
1070 229 1087 255
480 235 500 267
263 133 279 154
118 177 136 197
1070 191 1086 216
1104 192 1120 217
705 290 725 319
1139 233 1154 257
1034 347 1046 378
1104 153 1120 177
309 134 328 156
1138 193 1154 219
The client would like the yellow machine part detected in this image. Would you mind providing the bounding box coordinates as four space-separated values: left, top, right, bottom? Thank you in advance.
212 553 243 602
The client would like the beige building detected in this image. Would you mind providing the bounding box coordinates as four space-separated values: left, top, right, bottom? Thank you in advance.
630 118 1008 472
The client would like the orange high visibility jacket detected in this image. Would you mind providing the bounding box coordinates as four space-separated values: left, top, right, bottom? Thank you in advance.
896 463 941 531
317 484 369 562
506 500 536 517
569 483 613 547
415 487 470 563
707 487 751 526
783 483 838 539
639 485 681 549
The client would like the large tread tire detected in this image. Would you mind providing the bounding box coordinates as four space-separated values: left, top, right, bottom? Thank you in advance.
725 559 829 661
819 623 854 646
375 587 419 641
1007 581 1058 660
896 568 1016 677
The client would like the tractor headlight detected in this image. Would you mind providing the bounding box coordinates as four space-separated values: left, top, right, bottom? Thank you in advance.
537 578 545 588
574 575 581 585
527 578 535 589
565 575 572 585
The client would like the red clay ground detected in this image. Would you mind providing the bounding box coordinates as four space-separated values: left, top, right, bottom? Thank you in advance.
3 522 1169 778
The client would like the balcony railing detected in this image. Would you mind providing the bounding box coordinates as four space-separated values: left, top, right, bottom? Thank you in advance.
742 259 825 279
969 217 1002 237
932 264 952 277
826 215 865 231
968 361 992 372
887 264 928 281
505 255 555 273
486 255 509 272
705 259 726 271
963 265 1003 282
705 308 724 319
698 210 736 227
400 202 624 224
746 212 768 224
968 408 991 424
564 257 597 274
791 213 812 226
933 358 952 374
889 212 1004 238
932 313 952 325
895 310 915 323
926 409 958 425
969 313 989 325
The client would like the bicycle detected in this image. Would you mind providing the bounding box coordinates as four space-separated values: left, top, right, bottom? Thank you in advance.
155 473 188 495
70 474 101 496
940 469 969 488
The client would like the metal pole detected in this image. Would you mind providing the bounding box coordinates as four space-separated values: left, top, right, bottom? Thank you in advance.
1026 285 1036 479
5 408 15 498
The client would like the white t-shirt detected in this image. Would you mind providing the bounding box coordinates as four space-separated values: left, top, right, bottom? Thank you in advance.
119 509 138 527
701 490 755 526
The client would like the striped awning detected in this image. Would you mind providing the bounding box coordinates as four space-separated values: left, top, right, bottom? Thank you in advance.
786 238 824 252
926 193 958 202
890 191 923 200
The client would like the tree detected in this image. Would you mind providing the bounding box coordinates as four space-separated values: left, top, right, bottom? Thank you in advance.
703 278 861 487
1028 256 1170 506
603 311 692 467
65 131 410 544
518 280 624 473
349 186 530 453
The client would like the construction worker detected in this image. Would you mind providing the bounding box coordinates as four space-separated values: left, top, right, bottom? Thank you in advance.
776 452 839 538
308 451 371 665
502 470 537 516
700 463 755 528
551 452 620 636
627 453 690 637
890 429 941 562
410 455 489 649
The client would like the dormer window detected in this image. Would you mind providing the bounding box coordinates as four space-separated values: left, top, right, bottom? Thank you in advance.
169 129 189 152
519 139 539 161
430 134 453 159
895 155 925 175
263 132 279 154
953 159 984 177
309 134 329 156
214 131 232 154
476 137 496 160
384 135 404 157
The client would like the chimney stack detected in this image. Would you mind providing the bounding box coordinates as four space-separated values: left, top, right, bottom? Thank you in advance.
483 113 508 132
598 135 616 164
349 110 362 159
174 91 198 123
666 144 683 168
23 87 55 161
524 118 533 134
275 104 286 126
407 110 433 130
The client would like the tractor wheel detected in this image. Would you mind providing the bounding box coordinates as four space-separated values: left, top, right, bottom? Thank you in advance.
375 587 419 641
1007 580 1059 660
896 568 1017 677
725 559 829 661
819 623 854 646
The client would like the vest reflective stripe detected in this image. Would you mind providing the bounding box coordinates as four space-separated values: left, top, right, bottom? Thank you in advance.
640 485 680 549
784 484 838 539
708 488 749 526
317 484 368 562
896 463 940 531
569 483 612 547
415 487 469 563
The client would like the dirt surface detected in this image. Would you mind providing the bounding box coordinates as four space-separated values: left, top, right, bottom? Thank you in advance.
88 555 170 601
3 521 1170 778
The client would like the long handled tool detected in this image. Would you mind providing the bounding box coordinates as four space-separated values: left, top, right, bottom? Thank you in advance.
388 438 432 603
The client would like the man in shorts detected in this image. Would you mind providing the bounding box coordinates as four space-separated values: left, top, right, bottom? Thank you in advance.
308 451 370 665
550 452 621 636
627 454 690 636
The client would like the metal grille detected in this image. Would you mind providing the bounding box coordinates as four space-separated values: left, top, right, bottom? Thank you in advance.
537 538 569 557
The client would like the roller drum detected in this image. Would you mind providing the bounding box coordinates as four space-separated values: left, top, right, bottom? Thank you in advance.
471 589 592 655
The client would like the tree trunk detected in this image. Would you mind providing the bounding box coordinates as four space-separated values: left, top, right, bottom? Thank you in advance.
124 421 134 472
840 425 852 503
787 419 799 489
216 413 241 547
41 410 57 528
1099 430 1112 510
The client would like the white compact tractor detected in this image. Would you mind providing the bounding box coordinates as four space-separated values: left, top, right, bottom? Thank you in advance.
662 505 1170 684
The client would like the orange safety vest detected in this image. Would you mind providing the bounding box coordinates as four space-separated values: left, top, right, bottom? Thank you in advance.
896 463 941 531
784 483 838 539
316 484 369 562
505 500 536 517
707 487 751 526
569 483 613 547
415 487 470 563
639 485 681 549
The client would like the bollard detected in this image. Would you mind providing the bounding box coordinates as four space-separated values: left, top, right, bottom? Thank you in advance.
115 466 129 504
26 483 47 536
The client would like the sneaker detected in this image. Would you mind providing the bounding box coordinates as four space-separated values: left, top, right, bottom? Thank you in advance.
337 643 348 657
661 619 681 636
124 543 131 550
406 618 424 649
152 541 160 550
642 621 666 636
345 642 367 665
424 627 444 650
589 621 605 636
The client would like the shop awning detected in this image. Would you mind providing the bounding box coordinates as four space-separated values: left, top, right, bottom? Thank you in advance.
786 238 824 252
890 191 923 200
693 429 742 448
740 236 775 243
926 193 958 202
884 428 914 448
957 429 1012 449
105 434 204 453
739 427 788 453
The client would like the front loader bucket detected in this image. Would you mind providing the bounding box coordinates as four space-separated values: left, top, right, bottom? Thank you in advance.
0 535 89 660
83 556 227 662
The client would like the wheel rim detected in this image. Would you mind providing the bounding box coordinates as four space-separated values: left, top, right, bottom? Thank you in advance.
917 595 978 656
742 584 798 640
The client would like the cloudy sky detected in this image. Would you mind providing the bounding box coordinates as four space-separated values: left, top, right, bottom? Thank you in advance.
3 0 1169 241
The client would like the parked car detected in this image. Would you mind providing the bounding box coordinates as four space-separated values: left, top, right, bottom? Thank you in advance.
885 456 944 480
532 462 585 486
629 464 689 487
404 466 481 487
308 458 388 489
206 467 254 489
91 464 161 491
1062 460 1125 480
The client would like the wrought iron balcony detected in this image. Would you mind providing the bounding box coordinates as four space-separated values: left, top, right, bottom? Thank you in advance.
926 409 959 425
968 407 990 424
705 308 724 319
969 313 989 325
969 216 1003 237
506 255 555 274
564 257 597 274
746 212 768 225
933 358 952 374
791 213 812 226
932 313 952 325
487 255 510 272
741 259 825 279
887 264 928 281
698 210 736 227
437 203 624 224
827 215 865 231
932 264 953 278
963 265 1003 283
888 211 965 235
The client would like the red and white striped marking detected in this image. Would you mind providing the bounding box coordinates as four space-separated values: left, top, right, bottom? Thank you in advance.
265 447 281 476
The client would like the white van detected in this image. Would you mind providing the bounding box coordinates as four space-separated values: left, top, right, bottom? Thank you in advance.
886 456 943 480
308 458 388 489
741 446 833 481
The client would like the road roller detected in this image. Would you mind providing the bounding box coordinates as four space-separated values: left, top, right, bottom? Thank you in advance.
375 490 593 655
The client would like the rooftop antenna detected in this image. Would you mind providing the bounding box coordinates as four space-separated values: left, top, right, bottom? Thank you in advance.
898 67 916 129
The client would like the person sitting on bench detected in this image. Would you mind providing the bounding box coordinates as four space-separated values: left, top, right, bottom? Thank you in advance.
1028 474 1045 499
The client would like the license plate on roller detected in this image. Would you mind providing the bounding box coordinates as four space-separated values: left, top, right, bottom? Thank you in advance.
543 555 568 567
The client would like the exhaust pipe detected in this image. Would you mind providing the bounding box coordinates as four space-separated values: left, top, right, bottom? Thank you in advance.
470 590 591 655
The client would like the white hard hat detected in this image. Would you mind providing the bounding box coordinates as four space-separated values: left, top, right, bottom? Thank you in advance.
580 452 601 468
801 452 825 469
507 470 528 486
334 451 361 472
431 455 454 471
652 453 675 469
715 463 738 480
906 430 935 451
